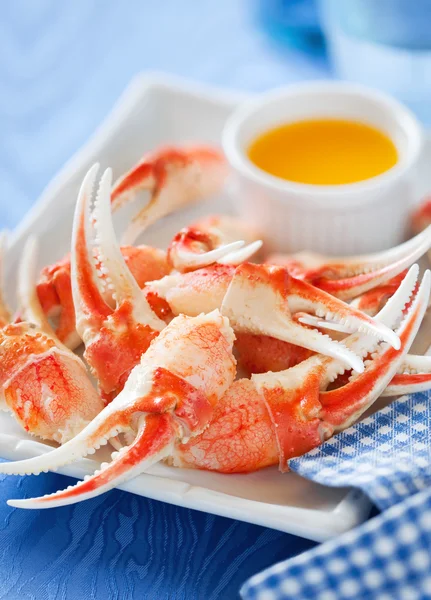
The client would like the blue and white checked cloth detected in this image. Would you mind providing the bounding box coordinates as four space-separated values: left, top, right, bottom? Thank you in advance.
242 391 431 599
242 485 431 600
291 392 431 511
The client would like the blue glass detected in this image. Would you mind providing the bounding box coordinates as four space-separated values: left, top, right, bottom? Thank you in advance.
256 0 325 54
319 0 431 123
321 0 431 49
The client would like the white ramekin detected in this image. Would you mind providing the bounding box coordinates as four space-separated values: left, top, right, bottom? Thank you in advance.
222 82 424 255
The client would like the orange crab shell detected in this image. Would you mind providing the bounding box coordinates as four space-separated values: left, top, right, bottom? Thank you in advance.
1 323 104 442
36 245 171 348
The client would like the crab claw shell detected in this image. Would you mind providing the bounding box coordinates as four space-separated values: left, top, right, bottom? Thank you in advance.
169 238 263 271
382 349 431 396
383 371 431 396
7 413 175 509
167 214 263 272
217 240 263 265
171 240 246 269
71 164 167 401
111 145 228 245
221 263 400 372
251 266 426 470
321 269 431 432
270 224 431 300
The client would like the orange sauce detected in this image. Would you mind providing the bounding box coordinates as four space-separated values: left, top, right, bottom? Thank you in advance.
247 119 398 185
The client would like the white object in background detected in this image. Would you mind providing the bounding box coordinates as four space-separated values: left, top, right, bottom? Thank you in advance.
1 73 371 542
223 82 424 255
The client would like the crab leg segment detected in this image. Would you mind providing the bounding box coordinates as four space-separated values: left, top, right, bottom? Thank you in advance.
71 165 165 401
2 312 236 508
269 224 431 300
110 146 228 245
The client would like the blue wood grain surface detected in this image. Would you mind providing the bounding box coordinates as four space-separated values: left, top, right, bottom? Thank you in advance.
0 2 327 597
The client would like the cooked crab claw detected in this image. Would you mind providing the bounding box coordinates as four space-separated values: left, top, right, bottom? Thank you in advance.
269 224 431 300
170 238 246 269
35 244 170 351
110 145 228 245
218 240 263 265
248 266 428 469
71 164 166 402
0 236 105 443
176 266 425 474
3 310 236 508
382 346 431 396
349 271 410 317
220 263 400 372
319 268 431 431
167 215 263 272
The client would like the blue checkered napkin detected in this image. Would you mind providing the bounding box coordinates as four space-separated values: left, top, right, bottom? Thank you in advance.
290 391 431 510
241 486 431 600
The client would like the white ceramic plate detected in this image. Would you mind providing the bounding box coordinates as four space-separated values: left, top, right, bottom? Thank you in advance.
2 72 423 542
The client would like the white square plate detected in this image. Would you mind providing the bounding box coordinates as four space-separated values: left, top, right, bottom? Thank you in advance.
0 73 378 542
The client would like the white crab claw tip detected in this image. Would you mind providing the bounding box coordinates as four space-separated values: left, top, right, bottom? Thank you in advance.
175 240 245 268
88 163 100 177
218 240 263 265
392 335 402 351
351 355 365 373
7 499 33 509
298 315 352 334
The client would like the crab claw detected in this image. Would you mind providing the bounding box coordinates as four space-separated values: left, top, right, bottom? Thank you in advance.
251 265 426 469
71 164 166 401
320 269 430 431
221 263 400 372
0 236 105 444
8 413 177 509
2 311 236 508
170 238 246 270
382 347 431 396
36 244 170 351
167 215 263 272
110 146 228 245
349 271 410 317
269 224 431 300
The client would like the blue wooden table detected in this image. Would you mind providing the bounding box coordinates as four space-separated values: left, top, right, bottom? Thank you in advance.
0 2 329 597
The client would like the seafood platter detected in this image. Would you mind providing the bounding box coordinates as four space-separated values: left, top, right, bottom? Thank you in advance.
0 75 430 542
